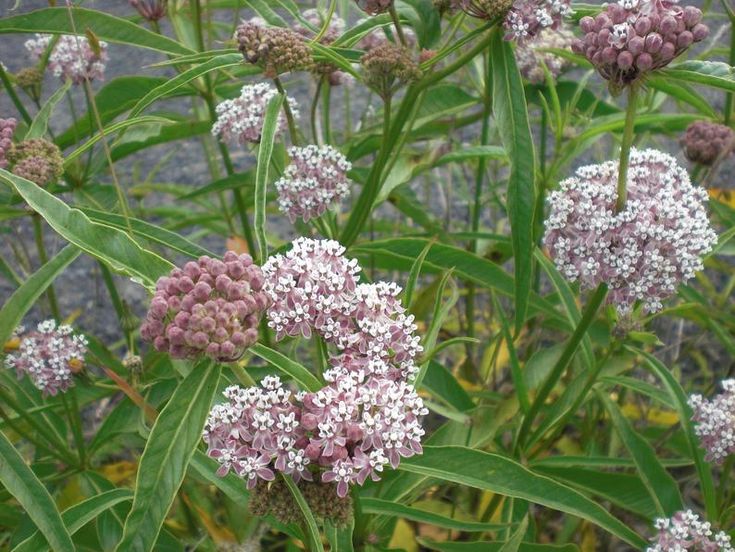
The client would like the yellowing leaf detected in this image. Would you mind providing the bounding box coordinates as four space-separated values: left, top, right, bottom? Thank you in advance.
620 403 678 426
390 519 419 552
100 460 138 484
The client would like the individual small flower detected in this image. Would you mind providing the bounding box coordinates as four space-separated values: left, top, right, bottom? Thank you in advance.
211 83 300 145
456 0 514 20
275 145 352 223
689 380 735 464
573 0 708 90
235 19 313 78
7 139 64 187
361 41 421 98
140 251 270 362
648 510 733 552
504 0 572 42
262 238 360 340
544 148 718 314
130 0 167 22
0 117 16 169
355 0 394 14
5 320 88 396
682 121 735 166
25 34 108 84
515 27 575 84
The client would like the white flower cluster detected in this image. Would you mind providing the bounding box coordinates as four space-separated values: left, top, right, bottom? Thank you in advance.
544 148 717 313
5 320 88 396
25 34 108 83
689 380 735 464
648 510 733 552
211 83 300 145
275 145 352 223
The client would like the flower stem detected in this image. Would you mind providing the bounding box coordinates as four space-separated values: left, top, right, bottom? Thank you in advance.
514 283 608 453
389 4 409 47
32 214 60 321
273 77 300 147
615 85 638 213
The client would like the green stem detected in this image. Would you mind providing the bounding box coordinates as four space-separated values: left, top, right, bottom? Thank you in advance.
514 283 608 452
273 77 300 146
0 64 32 125
98 261 135 352
389 4 409 47
32 215 60 321
231 363 257 387
725 16 735 124
313 0 337 43
62 390 86 467
311 77 324 145
322 80 332 145
0 405 70 465
615 85 638 213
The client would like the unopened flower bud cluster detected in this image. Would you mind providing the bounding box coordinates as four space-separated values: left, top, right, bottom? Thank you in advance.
544 148 717 314
211 83 300 145
682 121 735 166
572 0 708 88
235 18 314 78
5 320 87 396
25 34 108 84
689 380 735 464
648 510 733 552
0 118 16 169
361 41 421 98
8 138 64 187
141 252 270 362
203 238 427 497
275 145 352 223
295 9 353 86
355 0 394 14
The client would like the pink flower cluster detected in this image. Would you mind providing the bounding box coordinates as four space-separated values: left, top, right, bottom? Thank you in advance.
515 27 575 84
25 34 108 84
572 0 708 88
504 0 573 43
689 380 735 464
211 83 299 145
544 148 717 314
648 510 733 552
141 252 270 362
5 320 87 396
355 0 394 14
275 145 352 223
203 238 426 496
682 121 735 166
295 9 354 86
0 118 16 169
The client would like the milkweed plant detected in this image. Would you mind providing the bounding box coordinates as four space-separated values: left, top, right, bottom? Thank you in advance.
0 0 734 550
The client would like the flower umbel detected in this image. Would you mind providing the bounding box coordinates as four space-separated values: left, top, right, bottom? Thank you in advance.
504 0 573 43
572 0 708 89
5 320 88 396
648 510 733 552
361 41 421 99
0 118 16 169
515 27 575 84
682 121 735 166
544 148 717 314
141 252 270 362
25 34 108 84
211 83 299 145
275 145 352 223
8 138 64 187
689 380 735 464
235 18 313 78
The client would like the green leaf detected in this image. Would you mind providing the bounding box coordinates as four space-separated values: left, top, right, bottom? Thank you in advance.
433 145 507 167
254 93 284 263
360 498 506 532
399 446 647 548
64 115 173 167
12 489 133 552
116 361 221 552
422 361 475 412
351 238 566 327
404 238 435 308
282 475 324 552
0 7 193 56
498 515 528 552
634 347 717 520
1 170 172 288
0 430 74 552
325 518 354 552
26 79 71 140
597 391 683 516
661 61 735 92
490 28 536 332
249 343 322 392
128 54 246 117
647 77 717 118
80 208 214 259
0 244 80 347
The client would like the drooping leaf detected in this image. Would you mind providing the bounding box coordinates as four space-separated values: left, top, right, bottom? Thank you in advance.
249 344 322 392
26 79 71 140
